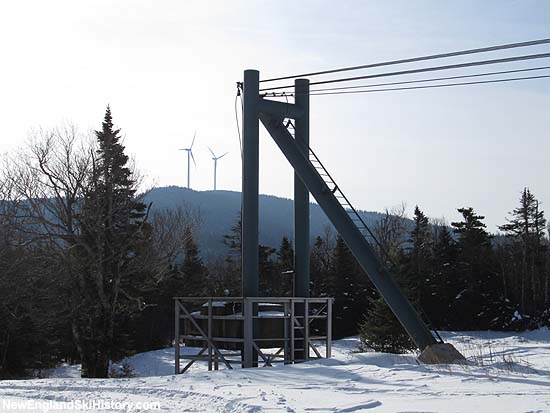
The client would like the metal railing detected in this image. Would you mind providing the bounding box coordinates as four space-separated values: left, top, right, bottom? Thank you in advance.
174 297 333 374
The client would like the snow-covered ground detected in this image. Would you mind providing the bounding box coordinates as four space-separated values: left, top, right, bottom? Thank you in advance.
1 330 550 412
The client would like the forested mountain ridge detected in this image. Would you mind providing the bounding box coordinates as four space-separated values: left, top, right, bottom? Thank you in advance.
143 186 386 258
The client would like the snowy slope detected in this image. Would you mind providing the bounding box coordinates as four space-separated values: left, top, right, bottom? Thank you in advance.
1 330 549 412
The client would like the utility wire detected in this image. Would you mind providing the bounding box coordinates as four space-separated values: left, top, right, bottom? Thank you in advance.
259 52 550 91
260 38 550 83
263 65 550 97
264 74 550 98
234 85 243 160
306 74 550 96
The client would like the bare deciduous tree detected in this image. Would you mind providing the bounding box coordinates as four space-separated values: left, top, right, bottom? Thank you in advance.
373 203 409 264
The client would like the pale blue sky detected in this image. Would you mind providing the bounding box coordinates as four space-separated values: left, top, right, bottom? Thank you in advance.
0 0 548 231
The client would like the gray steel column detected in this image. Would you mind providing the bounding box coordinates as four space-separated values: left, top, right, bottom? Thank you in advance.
294 79 310 297
207 300 212 371
174 299 180 374
243 298 254 368
242 69 260 298
326 299 332 358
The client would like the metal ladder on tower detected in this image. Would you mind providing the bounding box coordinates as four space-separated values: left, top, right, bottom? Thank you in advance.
286 119 384 254
308 147 381 250
305 135 443 343
289 299 307 363
272 117 440 350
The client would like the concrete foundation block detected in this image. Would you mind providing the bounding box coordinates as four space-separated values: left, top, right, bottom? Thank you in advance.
417 343 466 365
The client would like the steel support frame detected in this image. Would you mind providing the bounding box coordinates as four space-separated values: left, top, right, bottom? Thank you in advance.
178 301 233 370
242 71 310 301
258 112 437 351
242 70 312 368
242 68 437 354
174 297 333 373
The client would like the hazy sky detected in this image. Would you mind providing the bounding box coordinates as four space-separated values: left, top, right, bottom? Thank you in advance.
0 0 549 231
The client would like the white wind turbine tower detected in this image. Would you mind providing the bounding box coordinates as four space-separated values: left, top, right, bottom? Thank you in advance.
179 132 197 189
208 147 228 191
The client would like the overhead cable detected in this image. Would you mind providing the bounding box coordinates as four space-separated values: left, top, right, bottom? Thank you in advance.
259 52 550 91
260 38 550 83
262 65 550 97
307 74 550 96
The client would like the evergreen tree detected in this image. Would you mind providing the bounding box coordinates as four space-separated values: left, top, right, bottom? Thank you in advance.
0 244 69 377
333 236 356 337
259 244 277 295
74 106 149 378
403 206 433 308
310 234 335 297
181 226 207 296
277 236 294 272
431 225 458 327
360 207 429 352
499 188 548 318
500 188 547 243
450 207 500 329
223 213 242 264
220 213 242 295
358 296 415 353
273 236 294 295
333 236 373 338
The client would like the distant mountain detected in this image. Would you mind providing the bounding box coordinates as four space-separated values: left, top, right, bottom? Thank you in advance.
143 186 386 259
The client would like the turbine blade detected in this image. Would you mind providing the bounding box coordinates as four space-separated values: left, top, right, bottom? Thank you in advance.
208 146 216 157
191 131 196 149
218 152 229 159
190 150 196 167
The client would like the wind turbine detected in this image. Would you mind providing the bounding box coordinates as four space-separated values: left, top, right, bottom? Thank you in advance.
179 132 197 189
208 147 228 191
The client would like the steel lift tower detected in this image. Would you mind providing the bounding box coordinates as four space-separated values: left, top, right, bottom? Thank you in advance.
240 69 464 365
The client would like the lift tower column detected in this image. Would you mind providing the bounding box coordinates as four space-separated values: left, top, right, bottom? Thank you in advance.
242 69 260 298
294 79 310 297
242 69 260 368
